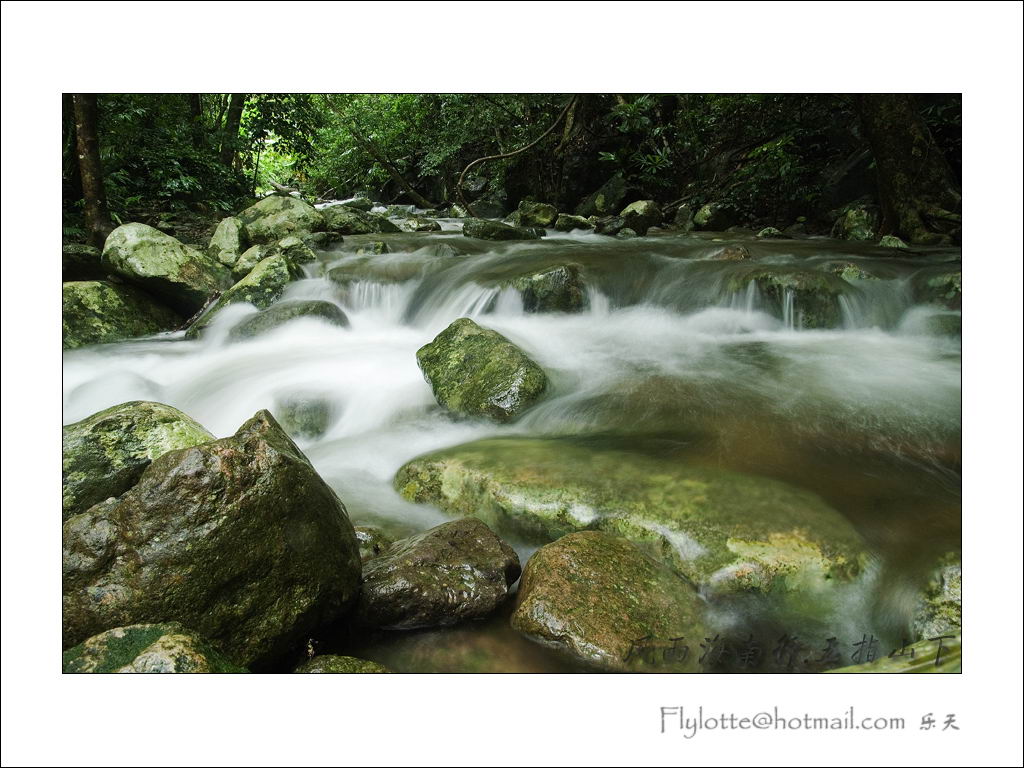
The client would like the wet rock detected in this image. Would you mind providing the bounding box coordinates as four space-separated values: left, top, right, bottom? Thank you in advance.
416 318 548 422
237 196 325 244
102 223 232 315
827 261 879 282
511 531 706 672
711 244 752 262
62 410 362 667
693 202 736 231
63 244 107 281
231 244 272 281
594 216 626 236
355 526 395 564
616 228 638 240
826 634 960 673
62 281 182 350
878 234 909 249
354 518 521 630
911 552 961 640
831 203 879 241
462 218 541 241
912 266 961 310
507 200 557 228
619 200 661 236
576 174 631 218
186 255 298 339
673 205 695 232
208 216 248 267
757 226 785 239
63 623 247 673
553 213 594 232
397 216 442 232
320 205 400 235
355 240 391 255
468 195 509 219
724 265 853 328
272 391 334 438
506 263 587 313
274 235 318 268
294 655 391 673
229 300 349 341
338 196 374 212
62 400 214 520
395 436 867 597
300 231 340 250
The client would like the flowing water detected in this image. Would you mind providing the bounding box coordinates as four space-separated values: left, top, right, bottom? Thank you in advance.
62 222 961 672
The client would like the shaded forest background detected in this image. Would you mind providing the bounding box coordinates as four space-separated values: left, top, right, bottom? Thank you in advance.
62 93 962 246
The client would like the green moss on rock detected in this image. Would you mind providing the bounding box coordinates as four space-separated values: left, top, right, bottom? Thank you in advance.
462 218 542 241
619 200 662 236
62 281 182 350
208 216 248 267
186 255 297 339
505 263 587 313
912 552 961 640
320 205 400 235
63 623 247 673
294 655 391 673
237 196 325 243
725 265 853 328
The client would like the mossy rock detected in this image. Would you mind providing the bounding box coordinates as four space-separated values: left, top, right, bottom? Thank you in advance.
619 200 661 236
462 218 541 241
511 531 706 672
710 245 752 262
911 552 961 640
237 196 325 244
229 300 349 341
320 205 400 235
912 266 962 310
353 518 521 630
501 263 587 313
826 634 960 673
62 243 107 281
355 526 395 564
62 400 214 520
62 281 182 350
757 226 785 239
826 260 880 282
831 203 879 241
63 623 247 673
101 223 232 314
724 265 853 328
338 196 374 212
231 244 272 281
62 410 362 668
616 228 638 240
185 255 298 339
553 214 594 232
208 216 248 267
355 240 391 255
594 216 625 236
395 436 868 597
416 318 548 422
274 234 318 267
294 655 391 673
575 174 630 217
397 217 442 232
878 234 909 249
693 202 736 231
507 200 557 228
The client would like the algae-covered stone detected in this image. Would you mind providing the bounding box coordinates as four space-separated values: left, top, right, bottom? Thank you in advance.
673 205 695 232
912 266 962 310
62 281 182 350
294 655 391 673
320 205 400 235
594 216 625 236
619 200 661 236
711 244 752 262
229 300 349 341
185 255 297 339
208 216 248 267
911 553 961 641
416 318 548 422
831 203 879 241
355 526 395 564
338 196 374 212
102 223 232 314
63 244 107 281
395 436 867 596
237 196 325 244
826 260 879 282
397 216 442 233
511 531 706 672
232 243 272 281
272 391 334 439
826 634 961 673
757 226 785 239
616 228 638 240
576 174 630 217
274 235 318 267
507 200 557 228
62 410 362 667
505 263 586 313
553 213 593 232
725 265 853 328
462 218 541 241
62 400 214 520
693 202 736 231
355 240 391 255
63 623 247 673
354 518 521 630
878 234 909 249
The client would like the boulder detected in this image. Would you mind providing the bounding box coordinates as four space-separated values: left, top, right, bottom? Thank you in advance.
878 235 909 249
62 244 107 281
320 205 400 235
505 263 587 313
395 436 868 597
593 216 625 236
185 255 297 339
208 217 248 267
724 265 853 328
619 200 661 236
354 518 520 630
237 196 325 244
576 174 631 218
274 235 318 268
416 318 548 422
62 410 362 667
272 391 334 439
62 281 182 350
911 552 961 641
827 261 880 282
397 217 442 233
62 400 214 521
507 200 557 228
355 240 391 255
229 300 349 341
831 203 879 241
462 218 541 241
510 531 706 672
338 196 374 212
553 214 594 232
693 202 736 231
101 223 232 315
757 226 785 239
231 244 272 281
294 655 391 673
354 526 395 564
468 195 509 219
672 205 695 232
63 623 247 673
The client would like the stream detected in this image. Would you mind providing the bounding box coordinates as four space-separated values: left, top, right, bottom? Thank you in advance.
62 221 962 672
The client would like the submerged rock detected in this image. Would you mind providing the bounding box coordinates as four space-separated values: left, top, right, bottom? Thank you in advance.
272 391 334 439
395 436 867 596
62 410 362 667
511 531 706 672
619 200 661 236
208 216 248 267
320 205 400 235
102 223 231 314
62 280 182 350
507 200 557 228
355 240 391 255
416 318 548 422
711 244 752 262
724 265 853 328
63 623 247 673
553 213 594 232
62 400 214 520
831 203 879 241
62 244 107 281
237 196 325 243
294 655 391 673
911 552 961 641
186 255 298 339
693 202 736 231
354 518 521 630
827 261 879 282
462 218 541 241
228 300 349 340
506 263 587 313
354 526 395 564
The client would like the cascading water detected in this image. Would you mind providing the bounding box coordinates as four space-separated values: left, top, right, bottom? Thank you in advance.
62 223 961 672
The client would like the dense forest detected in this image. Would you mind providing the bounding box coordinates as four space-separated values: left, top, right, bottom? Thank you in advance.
63 93 961 248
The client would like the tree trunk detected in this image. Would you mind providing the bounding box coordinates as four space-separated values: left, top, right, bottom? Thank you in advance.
188 93 204 149
72 94 113 248
219 93 246 167
855 94 961 244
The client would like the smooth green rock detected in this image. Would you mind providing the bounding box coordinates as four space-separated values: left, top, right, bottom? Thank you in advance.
274 235 318 267
63 244 107 281
416 318 548 422
693 202 736 231
354 526 395 564
355 240 390 255
62 410 362 668
553 214 594 232
63 623 247 673
912 553 961 640
826 635 961 673
354 518 520 630
725 265 852 328
231 244 272 281
228 300 348 341
102 223 231 314
619 200 661 236
62 400 214 520
462 218 541 241
62 281 182 350
208 216 248 267
294 655 391 673
237 196 325 244
186 255 297 339
511 531 706 672
320 205 400 235
395 436 867 596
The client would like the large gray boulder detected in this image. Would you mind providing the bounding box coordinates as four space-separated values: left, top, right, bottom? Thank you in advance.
208 216 249 267
62 281 182 350
237 196 325 244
